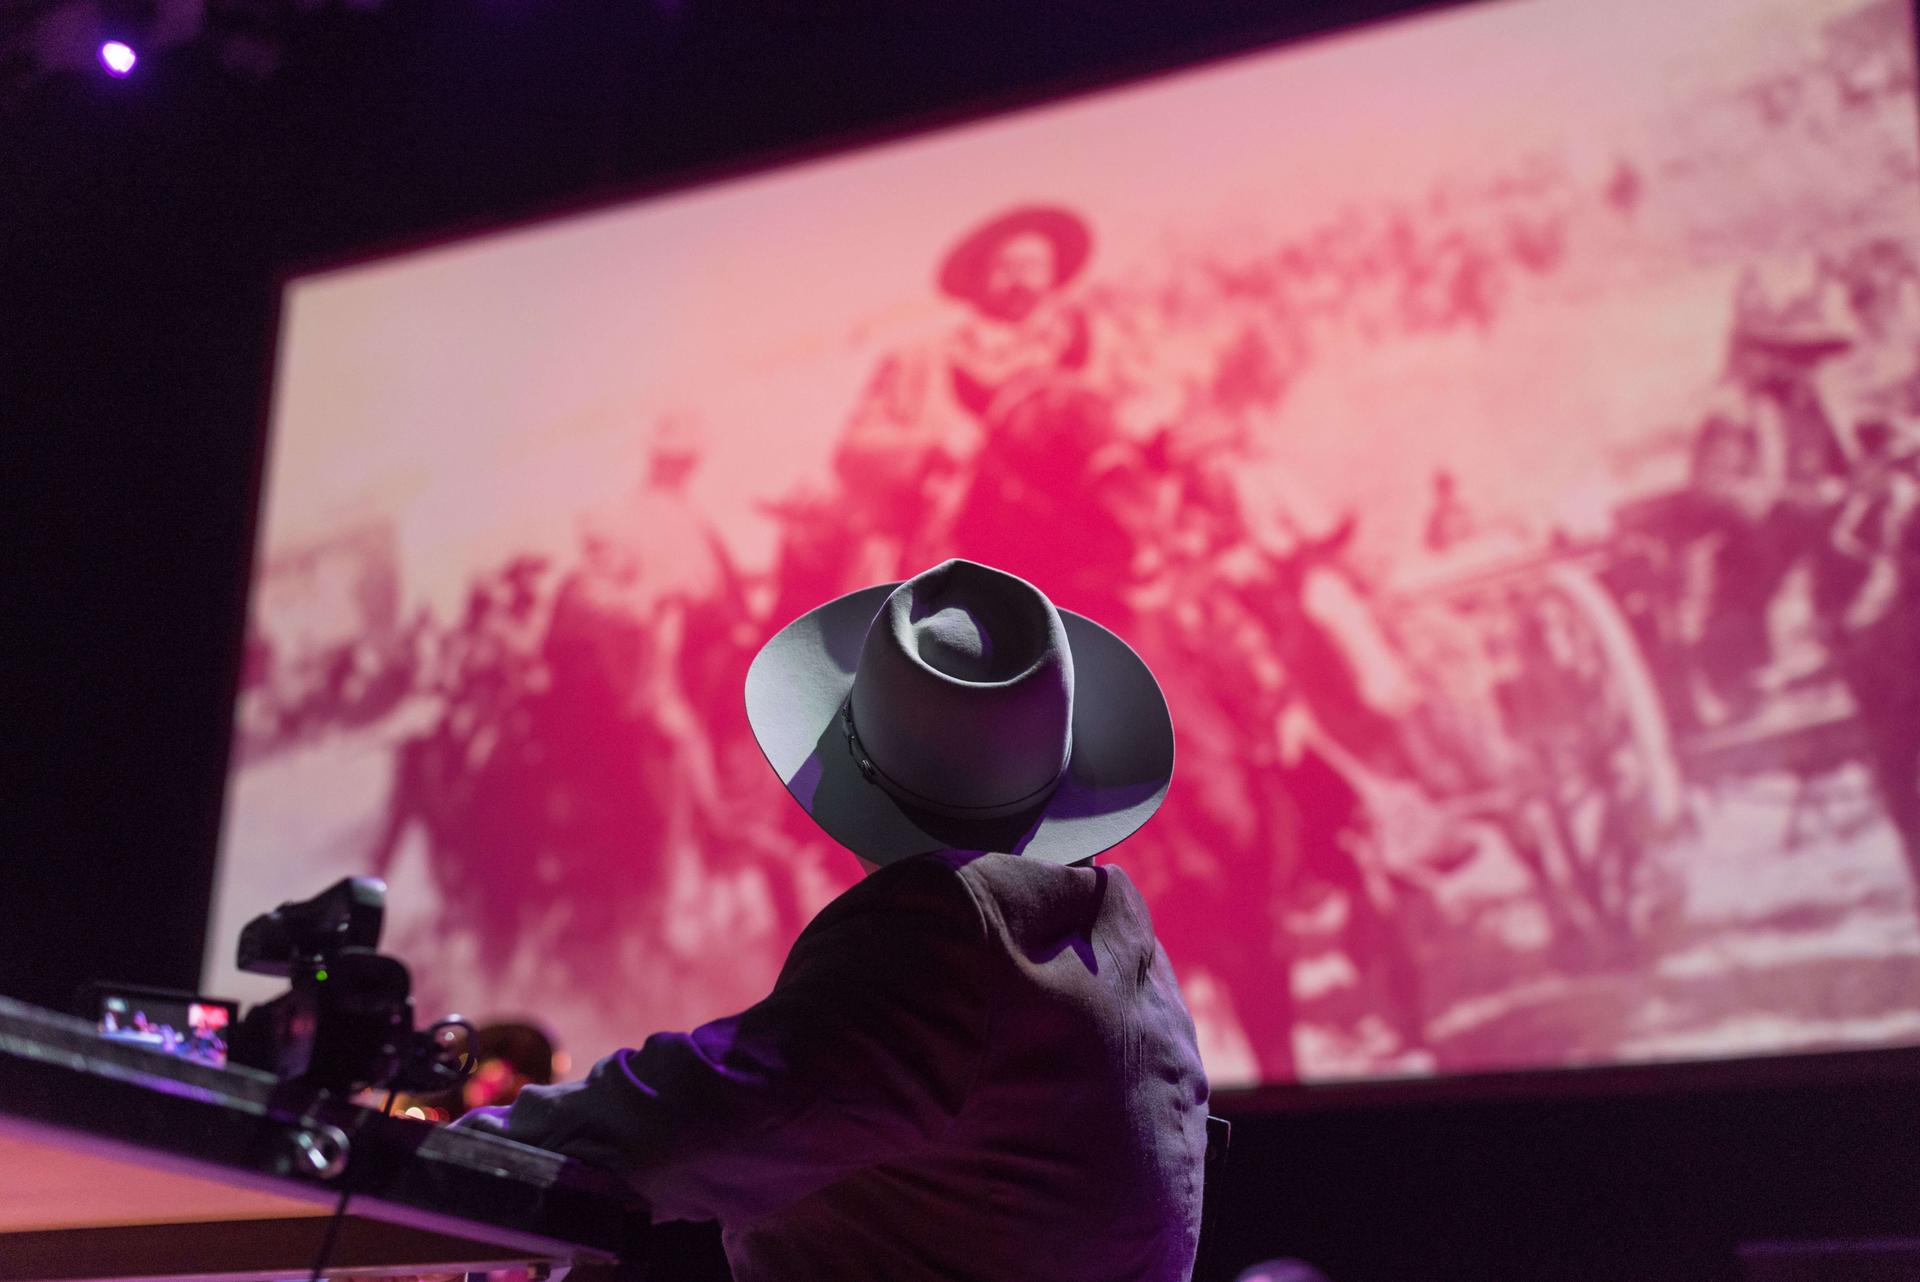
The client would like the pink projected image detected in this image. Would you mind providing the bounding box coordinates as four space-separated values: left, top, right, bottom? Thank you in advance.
211 0 1920 1086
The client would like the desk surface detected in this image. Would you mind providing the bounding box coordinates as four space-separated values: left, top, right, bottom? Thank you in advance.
1 1125 332 1232
0 995 643 1281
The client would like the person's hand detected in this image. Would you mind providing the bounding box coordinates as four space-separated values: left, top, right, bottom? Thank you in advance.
450 1104 512 1136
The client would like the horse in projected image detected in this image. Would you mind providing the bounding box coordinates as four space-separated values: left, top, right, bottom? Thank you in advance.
364 526 820 996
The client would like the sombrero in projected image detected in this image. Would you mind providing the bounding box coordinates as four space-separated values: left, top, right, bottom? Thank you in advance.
937 205 1093 304
745 559 1174 867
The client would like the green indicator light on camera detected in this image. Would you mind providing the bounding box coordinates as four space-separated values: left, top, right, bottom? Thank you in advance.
315 969 329 982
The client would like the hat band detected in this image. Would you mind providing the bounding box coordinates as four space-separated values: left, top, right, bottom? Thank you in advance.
843 700 1070 821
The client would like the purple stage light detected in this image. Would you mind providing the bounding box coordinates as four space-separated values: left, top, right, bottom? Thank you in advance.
98 41 138 77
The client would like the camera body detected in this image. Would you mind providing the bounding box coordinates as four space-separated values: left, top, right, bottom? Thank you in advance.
231 950 415 1090
228 878 465 1095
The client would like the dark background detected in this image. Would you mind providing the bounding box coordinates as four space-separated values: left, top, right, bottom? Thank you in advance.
6 1 1919 1277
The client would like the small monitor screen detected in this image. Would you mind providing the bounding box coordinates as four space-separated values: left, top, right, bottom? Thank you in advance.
98 991 234 1069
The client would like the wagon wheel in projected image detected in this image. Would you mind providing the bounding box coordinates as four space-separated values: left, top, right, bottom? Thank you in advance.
1497 561 1684 954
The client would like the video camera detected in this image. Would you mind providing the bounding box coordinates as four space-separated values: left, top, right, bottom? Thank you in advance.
227 877 472 1095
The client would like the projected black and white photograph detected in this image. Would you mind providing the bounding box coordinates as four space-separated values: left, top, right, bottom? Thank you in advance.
203 0 1920 1089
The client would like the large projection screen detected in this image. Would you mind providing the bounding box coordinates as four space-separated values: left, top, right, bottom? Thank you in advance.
210 0 1920 1088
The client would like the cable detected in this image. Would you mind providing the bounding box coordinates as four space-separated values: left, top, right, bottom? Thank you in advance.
300 1014 475 1279
305 1186 352 1282
303 1088 400 1282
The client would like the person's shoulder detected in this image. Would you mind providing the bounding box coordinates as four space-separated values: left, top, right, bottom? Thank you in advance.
772 855 1001 1000
946 851 1134 897
807 852 991 941
946 854 1157 949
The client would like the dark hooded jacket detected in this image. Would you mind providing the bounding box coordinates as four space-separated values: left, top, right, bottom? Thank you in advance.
482 850 1209 1282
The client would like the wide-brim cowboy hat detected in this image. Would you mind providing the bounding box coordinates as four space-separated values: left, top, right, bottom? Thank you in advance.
937 205 1094 305
745 560 1173 867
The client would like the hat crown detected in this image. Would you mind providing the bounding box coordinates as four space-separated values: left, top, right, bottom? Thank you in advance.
915 606 998 682
849 561 1074 818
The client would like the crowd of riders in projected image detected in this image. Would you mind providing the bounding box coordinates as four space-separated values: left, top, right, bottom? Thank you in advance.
236 20 1920 1079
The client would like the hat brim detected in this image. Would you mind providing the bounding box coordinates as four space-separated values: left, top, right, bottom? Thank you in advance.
937 206 1094 304
745 583 1173 867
